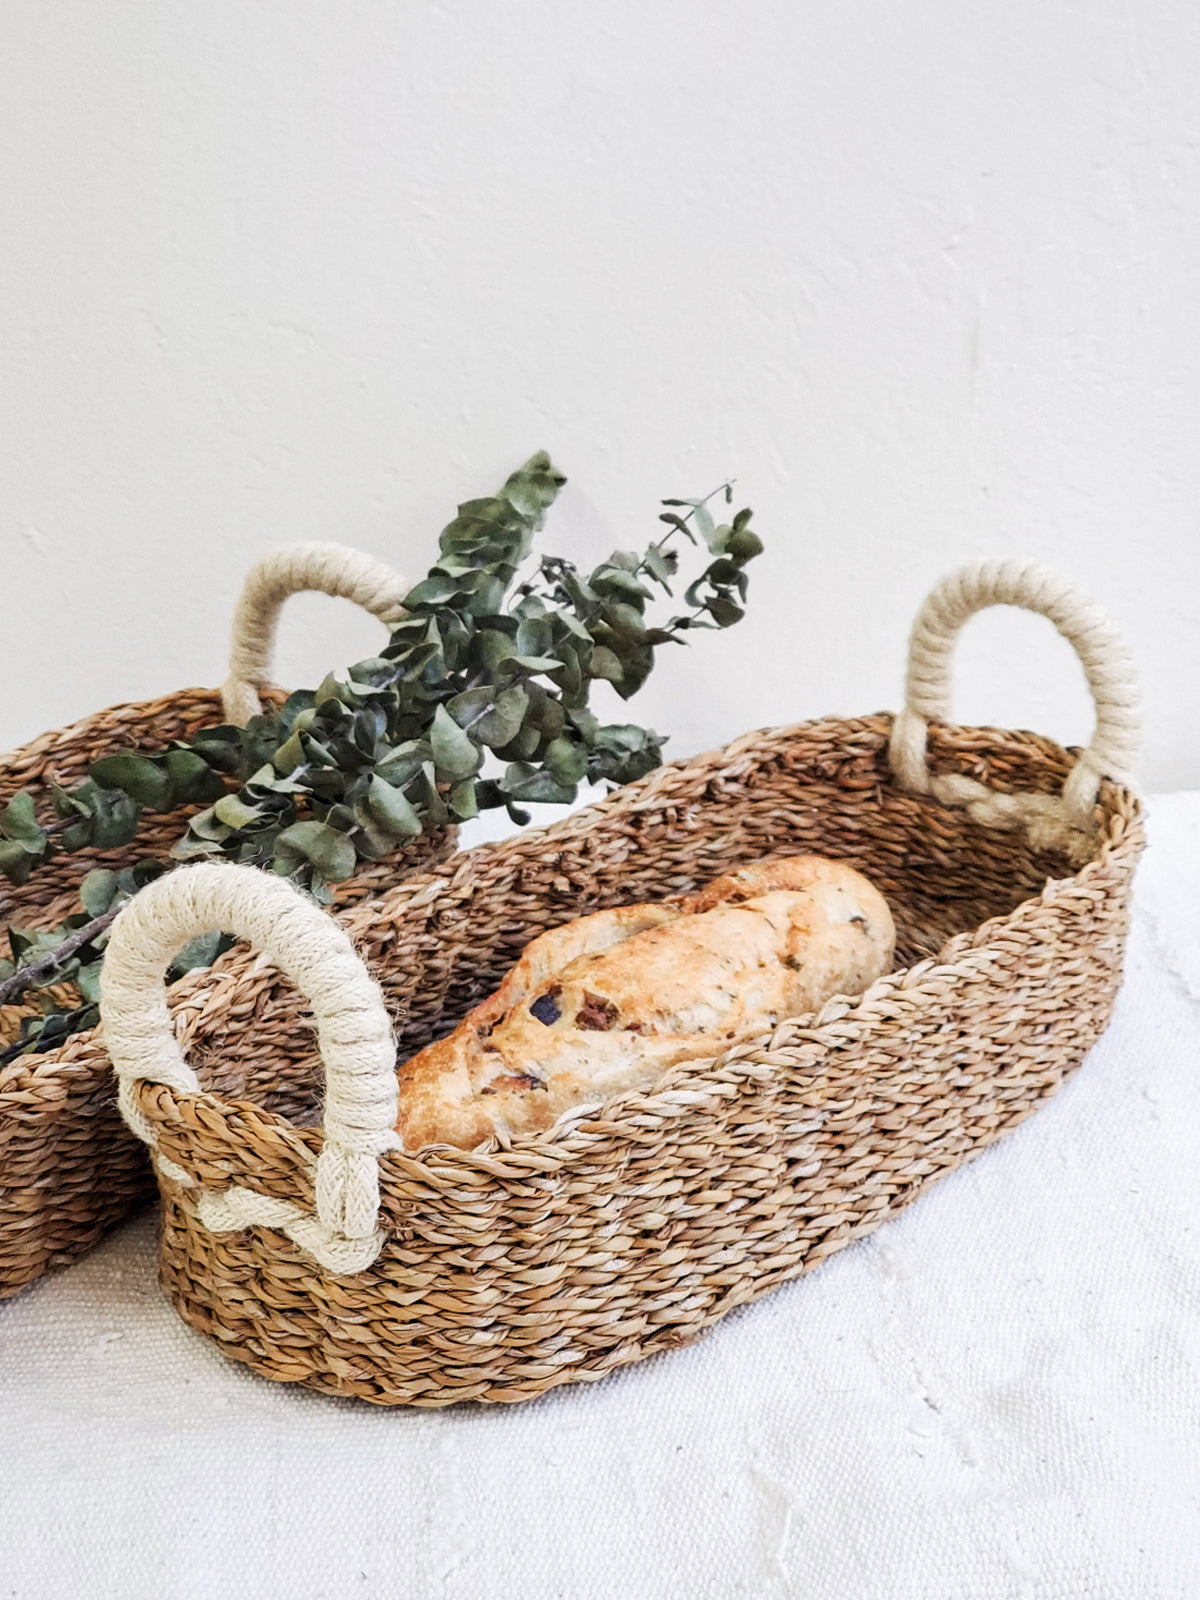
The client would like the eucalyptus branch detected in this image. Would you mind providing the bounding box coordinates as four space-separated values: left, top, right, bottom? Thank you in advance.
0 451 765 1057
0 905 120 1009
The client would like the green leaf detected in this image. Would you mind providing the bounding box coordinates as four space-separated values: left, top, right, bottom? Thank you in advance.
691 501 717 546
494 723 541 762
522 685 565 739
273 821 359 884
543 735 588 786
447 684 528 748
588 645 624 683
272 730 307 774
567 706 600 743
0 790 46 844
315 673 349 709
706 595 744 627
501 764 577 805
185 726 245 775
168 930 234 978
641 545 679 588
90 753 172 811
75 961 104 1004
79 869 120 918
448 779 479 820
496 654 563 675
657 510 699 544
213 794 262 829
514 615 552 656
726 525 763 562
163 747 226 803
590 567 650 606
429 704 483 782
373 741 431 788
0 839 35 884
402 571 468 608
88 788 141 849
365 776 423 840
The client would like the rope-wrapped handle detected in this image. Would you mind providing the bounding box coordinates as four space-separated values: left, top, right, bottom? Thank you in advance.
889 560 1140 845
221 543 410 723
100 861 399 1274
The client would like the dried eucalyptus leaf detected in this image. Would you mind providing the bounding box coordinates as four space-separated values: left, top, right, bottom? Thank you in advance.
494 723 541 762
514 615 552 657
429 704 483 782
706 595 744 627
365 776 422 840
448 684 528 748
0 839 35 884
374 741 431 788
164 747 226 803
272 730 307 773
568 706 600 743
1 790 45 844
186 727 244 774
214 794 262 829
90 753 171 811
79 869 120 918
506 768 578 805
496 654 563 676
544 735 588 786
588 646 623 683
274 821 358 883
590 567 650 606
448 779 479 820
75 961 104 1004
726 526 763 561
691 501 717 546
89 789 140 849
168 931 234 978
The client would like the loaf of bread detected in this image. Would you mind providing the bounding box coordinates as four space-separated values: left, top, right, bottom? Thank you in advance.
396 854 895 1152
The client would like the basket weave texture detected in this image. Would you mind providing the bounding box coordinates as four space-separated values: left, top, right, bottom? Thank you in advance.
100 709 1140 1406
0 546 454 1298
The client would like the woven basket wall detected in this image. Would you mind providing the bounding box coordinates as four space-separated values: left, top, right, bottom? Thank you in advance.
99 710 1142 1406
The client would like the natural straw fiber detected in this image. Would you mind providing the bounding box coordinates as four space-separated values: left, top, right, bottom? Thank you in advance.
95 562 1146 1407
0 546 455 1299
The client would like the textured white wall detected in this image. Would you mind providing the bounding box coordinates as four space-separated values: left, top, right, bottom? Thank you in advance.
2 0 1198 804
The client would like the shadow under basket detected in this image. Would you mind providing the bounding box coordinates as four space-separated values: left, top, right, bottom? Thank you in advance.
99 688 1143 1406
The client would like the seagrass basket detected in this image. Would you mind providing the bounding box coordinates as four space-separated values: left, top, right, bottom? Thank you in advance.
96 561 1144 1407
0 544 454 1298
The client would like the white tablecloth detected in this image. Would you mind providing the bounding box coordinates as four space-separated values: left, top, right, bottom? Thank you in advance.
3 796 1199 1600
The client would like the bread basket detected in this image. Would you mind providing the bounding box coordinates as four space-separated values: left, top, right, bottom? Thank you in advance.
0 544 455 1298
96 561 1144 1406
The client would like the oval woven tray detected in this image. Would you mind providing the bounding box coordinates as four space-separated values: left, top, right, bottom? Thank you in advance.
96 562 1145 1406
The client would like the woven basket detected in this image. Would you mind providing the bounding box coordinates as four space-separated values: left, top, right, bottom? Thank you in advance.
0 544 455 1299
96 562 1145 1407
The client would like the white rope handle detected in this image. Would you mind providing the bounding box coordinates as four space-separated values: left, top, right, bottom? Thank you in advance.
221 542 410 723
888 560 1140 851
100 861 399 1274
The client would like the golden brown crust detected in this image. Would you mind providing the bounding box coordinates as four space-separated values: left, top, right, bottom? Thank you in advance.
396 854 895 1152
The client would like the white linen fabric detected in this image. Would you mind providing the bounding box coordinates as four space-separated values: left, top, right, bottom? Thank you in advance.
2 795 1198 1600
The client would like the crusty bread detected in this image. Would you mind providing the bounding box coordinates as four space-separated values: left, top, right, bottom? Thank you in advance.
396 854 895 1152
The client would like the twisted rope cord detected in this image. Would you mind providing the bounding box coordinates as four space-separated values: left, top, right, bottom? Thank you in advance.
100 861 399 1273
889 561 1140 851
220 542 410 723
